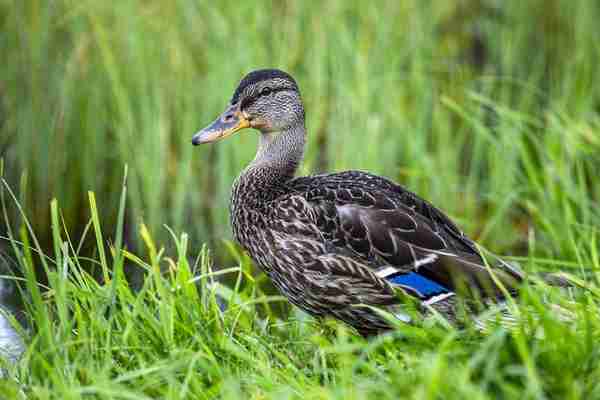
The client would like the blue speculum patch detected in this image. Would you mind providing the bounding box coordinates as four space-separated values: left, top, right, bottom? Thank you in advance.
388 272 449 297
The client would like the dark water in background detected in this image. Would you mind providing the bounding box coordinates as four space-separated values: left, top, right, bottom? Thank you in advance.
0 274 25 370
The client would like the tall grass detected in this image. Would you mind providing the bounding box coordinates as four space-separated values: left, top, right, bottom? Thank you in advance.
0 182 599 399
1 1 600 398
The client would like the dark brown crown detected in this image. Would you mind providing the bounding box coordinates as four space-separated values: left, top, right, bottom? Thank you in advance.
231 69 298 104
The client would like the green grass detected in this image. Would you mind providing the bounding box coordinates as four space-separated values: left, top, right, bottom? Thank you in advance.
1 0 600 398
0 176 599 399
1 181 599 399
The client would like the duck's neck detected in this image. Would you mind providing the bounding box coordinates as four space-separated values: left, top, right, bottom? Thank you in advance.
234 123 306 203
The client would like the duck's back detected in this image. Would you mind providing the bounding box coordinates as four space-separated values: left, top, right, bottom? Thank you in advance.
287 170 481 261
282 171 521 300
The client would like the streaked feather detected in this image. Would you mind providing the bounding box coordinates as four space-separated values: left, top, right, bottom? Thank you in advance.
232 169 527 335
198 69 570 337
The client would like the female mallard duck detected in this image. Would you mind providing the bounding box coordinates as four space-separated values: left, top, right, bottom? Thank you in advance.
192 69 526 336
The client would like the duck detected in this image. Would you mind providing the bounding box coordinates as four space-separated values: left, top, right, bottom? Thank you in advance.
191 69 537 336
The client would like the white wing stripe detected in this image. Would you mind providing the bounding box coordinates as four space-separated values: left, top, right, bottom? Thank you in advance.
375 266 399 279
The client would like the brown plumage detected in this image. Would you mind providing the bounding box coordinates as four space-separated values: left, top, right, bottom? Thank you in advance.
192 69 525 336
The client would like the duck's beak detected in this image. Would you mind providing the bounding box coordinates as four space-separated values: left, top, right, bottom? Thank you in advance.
192 104 250 145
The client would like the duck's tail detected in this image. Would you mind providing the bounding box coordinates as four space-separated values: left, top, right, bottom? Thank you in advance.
423 267 582 332
485 250 579 289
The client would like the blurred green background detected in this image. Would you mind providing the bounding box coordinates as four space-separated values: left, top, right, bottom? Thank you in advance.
1 0 599 265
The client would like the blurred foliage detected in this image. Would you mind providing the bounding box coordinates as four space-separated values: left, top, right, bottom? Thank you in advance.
1 0 599 264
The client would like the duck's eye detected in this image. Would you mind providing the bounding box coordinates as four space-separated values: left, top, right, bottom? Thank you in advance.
260 87 272 96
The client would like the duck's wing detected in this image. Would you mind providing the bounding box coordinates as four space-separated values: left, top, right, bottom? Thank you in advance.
262 230 402 335
288 170 523 300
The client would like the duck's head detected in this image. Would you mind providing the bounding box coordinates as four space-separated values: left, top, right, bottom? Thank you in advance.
192 69 304 145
